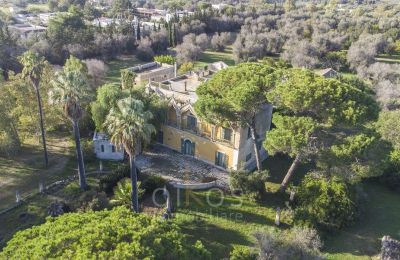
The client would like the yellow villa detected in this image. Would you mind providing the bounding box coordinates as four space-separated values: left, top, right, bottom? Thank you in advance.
146 62 273 171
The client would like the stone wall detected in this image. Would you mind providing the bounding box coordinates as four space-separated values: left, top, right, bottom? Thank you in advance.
381 236 400 260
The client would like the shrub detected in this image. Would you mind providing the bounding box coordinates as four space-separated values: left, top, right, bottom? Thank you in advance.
294 174 357 230
229 170 269 200
154 55 176 65
254 226 322 260
99 164 130 193
230 245 257 260
110 178 145 207
0 133 20 157
78 191 110 212
81 138 96 164
178 62 194 74
379 150 400 192
143 175 167 194
0 207 210 259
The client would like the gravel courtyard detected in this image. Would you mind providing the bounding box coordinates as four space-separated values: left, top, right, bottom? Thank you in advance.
136 145 229 188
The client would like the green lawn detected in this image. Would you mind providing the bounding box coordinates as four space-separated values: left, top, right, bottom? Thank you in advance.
194 48 235 69
175 189 289 259
0 134 74 212
104 55 142 84
324 182 400 260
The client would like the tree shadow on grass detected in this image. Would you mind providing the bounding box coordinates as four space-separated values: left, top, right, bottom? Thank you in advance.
179 218 250 259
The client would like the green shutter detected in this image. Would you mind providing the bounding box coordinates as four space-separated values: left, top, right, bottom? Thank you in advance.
191 142 195 156
181 138 185 154
215 152 218 165
223 154 227 168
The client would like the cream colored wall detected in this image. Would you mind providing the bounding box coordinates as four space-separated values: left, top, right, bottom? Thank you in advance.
137 67 175 82
161 125 239 170
236 104 273 170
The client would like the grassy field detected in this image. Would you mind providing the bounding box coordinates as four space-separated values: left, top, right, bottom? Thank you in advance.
0 134 74 211
324 182 400 260
104 55 142 84
175 189 289 259
194 47 235 69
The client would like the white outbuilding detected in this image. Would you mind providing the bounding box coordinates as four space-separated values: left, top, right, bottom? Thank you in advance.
93 132 124 161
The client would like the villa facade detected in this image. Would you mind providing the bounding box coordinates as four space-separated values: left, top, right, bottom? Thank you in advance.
146 62 273 171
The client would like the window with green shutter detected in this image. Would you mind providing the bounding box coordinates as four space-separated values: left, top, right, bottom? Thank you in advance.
215 151 226 168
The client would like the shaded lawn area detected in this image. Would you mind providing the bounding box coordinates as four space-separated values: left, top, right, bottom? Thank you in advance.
0 134 74 212
174 189 290 259
194 48 235 69
104 55 142 84
324 182 400 260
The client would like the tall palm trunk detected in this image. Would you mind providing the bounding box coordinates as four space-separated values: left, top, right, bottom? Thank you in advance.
279 153 301 192
249 123 262 172
72 120 87 190
129 154 139 213
34 83 49 168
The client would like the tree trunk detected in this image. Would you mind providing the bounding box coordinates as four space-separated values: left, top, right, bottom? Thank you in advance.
34 85 49 168
249 125 262 172
129 155 139 213
73 121 87 190
280 153 301 192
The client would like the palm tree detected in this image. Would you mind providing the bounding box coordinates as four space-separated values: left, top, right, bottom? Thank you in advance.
51 70 91 190
19 51 49 167
110 178 145 207
104 97 155 212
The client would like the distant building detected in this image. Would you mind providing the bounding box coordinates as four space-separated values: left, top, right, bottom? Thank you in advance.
93 132 124 161
165 10 194 22
146 62 273 171
317 68 339 78
128 62 176 84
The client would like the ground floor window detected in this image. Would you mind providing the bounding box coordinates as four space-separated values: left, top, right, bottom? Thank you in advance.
215 151 227 168
181 139 195 156
246 153 252 162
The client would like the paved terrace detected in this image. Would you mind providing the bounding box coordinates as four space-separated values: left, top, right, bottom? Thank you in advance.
136 145 229 188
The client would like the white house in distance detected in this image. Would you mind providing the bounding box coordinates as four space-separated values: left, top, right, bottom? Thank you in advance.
93 132 124 161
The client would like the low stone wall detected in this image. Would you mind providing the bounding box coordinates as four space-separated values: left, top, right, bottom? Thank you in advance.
170 181 217 190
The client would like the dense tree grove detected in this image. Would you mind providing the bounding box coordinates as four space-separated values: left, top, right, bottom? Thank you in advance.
0 207 210 259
